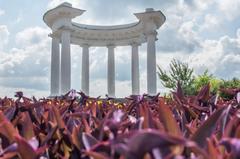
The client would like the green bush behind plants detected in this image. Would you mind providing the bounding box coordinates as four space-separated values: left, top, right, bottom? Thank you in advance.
157 59 239 99
192 70 222 94
219 78 240 99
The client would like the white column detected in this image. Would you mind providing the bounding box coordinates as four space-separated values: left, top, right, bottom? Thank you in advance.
81 44 89 95
50 37 60 96
60 30 71 94
147 32 157 95
107 45 115 97
131 43 140 95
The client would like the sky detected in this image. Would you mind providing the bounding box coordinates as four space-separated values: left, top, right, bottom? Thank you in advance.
0 0 239 98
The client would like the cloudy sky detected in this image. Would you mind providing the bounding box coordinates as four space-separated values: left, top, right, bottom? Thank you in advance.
0 0 239 98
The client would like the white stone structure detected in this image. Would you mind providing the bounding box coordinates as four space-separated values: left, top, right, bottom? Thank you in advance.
43 2 165 97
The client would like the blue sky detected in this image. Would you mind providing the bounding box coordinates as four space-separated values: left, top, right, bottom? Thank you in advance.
0 0 240 97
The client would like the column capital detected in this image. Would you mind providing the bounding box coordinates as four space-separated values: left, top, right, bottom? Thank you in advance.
107 44 115 49
50 33 60 41
146 30 157 37
60 26 73 32
130 42 141 47
81 43 90 48
52 36 60 41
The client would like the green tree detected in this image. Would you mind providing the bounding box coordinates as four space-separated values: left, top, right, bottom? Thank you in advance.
157 59 195 95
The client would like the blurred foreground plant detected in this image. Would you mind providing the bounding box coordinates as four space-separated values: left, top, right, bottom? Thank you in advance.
0 85 239 158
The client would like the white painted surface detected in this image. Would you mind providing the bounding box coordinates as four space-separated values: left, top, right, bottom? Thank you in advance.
50 37 60 96
131 43 140 95
60 30 71 94
147 32 157 95
81 44 89 95
107 45 115 97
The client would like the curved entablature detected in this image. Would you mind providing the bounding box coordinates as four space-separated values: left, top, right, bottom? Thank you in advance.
70 21 145 46
73 22 140 30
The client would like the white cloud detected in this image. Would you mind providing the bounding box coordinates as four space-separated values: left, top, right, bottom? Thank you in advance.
201 14 219 30
0 26 51 97
0 85 48 98
47 0 83 9
215 54 240 78
89 79 132 98
220 36 240 55
14 15 22 24
47 0 181 25
237 28 240 39
15 27 50 48
178 20 200 44
189 29 240 78
218 0 240 20
157 19 201 53
0 25 10 49
0 9 5 16
193 0 215 11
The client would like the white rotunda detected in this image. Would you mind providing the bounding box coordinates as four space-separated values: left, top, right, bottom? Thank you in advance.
43 2 166 97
